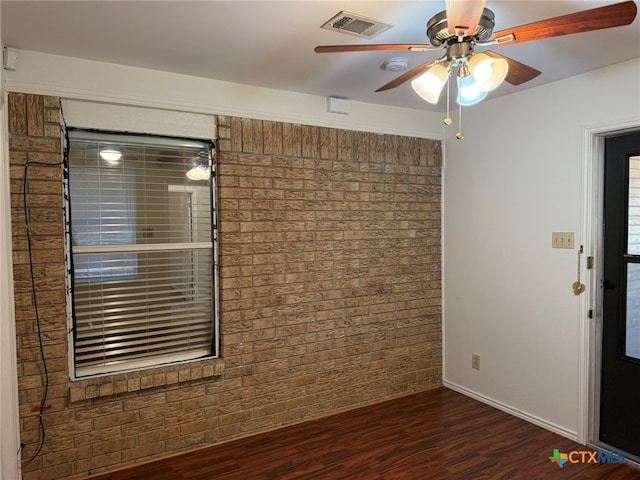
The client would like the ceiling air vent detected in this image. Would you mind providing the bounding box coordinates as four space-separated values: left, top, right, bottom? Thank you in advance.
321 11 393 39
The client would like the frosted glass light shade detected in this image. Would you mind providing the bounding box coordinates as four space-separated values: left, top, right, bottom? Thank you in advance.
411 64 449 104
468 53 509 92
457 74 487 106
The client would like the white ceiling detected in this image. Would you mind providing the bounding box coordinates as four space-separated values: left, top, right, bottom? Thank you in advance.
2 1 639 112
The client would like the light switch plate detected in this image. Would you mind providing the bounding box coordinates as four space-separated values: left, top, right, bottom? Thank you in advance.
472 353 480 371
552 232 575 249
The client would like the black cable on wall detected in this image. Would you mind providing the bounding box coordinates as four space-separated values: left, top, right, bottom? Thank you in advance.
19 100 67 464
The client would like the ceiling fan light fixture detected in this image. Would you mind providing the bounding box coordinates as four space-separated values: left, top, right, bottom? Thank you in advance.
456 73 487 106
411 63 450 104
468 53 509 92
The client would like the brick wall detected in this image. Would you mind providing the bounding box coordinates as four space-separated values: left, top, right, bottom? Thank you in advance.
9 93 442 479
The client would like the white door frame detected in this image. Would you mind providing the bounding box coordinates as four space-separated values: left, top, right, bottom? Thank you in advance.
580 117 640 446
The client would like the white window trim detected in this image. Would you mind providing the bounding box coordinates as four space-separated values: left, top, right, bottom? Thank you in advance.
61 99 216 140
61 101 219 381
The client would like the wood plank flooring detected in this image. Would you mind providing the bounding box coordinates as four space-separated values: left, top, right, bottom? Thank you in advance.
86 386 640 479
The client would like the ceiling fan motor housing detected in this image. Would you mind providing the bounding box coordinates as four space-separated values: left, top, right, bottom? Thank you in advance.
426 8 495 47
446 42 473 62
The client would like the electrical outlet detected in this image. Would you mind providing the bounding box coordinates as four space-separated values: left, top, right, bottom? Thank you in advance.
552 232 575 249
472 353 480 371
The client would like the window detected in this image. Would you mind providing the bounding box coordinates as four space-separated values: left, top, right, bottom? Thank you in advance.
65 130 218 378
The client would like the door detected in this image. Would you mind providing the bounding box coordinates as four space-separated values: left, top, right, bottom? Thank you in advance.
600 132 640 457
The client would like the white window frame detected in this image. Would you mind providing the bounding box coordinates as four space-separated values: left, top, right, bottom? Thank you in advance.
64 128 219 379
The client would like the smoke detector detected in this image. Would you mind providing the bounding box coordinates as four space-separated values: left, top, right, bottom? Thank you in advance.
383 57 409 72
321 11 393 39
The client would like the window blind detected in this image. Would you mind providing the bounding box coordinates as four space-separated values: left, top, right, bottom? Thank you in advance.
66 130 217 377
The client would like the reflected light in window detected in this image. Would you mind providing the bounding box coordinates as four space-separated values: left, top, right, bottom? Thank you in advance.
186 165 210 181
99 149 122 164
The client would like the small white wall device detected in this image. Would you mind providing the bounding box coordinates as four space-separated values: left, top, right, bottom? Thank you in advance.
326 96 350 115
3 48 18 71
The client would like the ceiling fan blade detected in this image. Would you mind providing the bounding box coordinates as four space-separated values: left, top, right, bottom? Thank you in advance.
315 44 434 53
375 59 440 92
482 50 541 86
446 0 487 36
493 0 637 45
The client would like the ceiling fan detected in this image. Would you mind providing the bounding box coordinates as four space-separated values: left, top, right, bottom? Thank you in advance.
315 0 637 117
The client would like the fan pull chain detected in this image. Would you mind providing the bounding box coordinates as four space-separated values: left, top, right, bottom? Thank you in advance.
444 73 452 126
456 105 464 140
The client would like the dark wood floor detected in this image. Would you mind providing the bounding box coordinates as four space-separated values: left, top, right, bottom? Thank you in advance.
86 386 640 480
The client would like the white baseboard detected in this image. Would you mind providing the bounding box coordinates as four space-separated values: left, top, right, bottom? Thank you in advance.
442 380 579 442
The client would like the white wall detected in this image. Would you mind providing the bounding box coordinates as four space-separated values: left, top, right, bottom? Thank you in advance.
443 58 640 440
4 50 445 140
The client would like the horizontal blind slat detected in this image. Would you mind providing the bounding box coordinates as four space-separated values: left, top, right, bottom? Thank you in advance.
76 330 214 350
75 337 213 355
75 311 213 331
74 242 213 253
